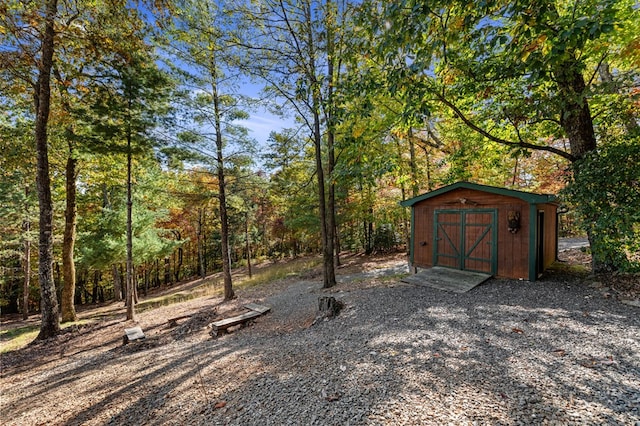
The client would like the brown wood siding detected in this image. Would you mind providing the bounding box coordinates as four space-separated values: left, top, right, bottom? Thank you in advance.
495 203 529 279
412 203 433 267
411 188 536 279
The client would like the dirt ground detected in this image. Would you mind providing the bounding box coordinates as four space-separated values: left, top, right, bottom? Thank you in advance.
1 249 638 425
0 253 405 372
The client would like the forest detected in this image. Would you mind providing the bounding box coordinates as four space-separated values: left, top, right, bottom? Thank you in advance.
1 0 638 339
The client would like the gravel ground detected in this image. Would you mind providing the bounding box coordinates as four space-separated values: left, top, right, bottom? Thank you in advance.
1 255 639 426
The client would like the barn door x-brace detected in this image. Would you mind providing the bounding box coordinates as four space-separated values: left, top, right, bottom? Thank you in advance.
434 209 497 274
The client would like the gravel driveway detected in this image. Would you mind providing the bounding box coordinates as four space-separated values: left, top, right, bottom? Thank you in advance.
2 260 639 425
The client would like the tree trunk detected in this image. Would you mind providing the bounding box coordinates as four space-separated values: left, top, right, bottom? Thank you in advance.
326 11 340 271
408 128 419 197
35 0 60 340
174 245 183 282
126 125 136 321
318 296 343 318
91 271 98 304
144 262 149 296
22 192 31 320
554 65 597 159
211 58 234 300
395 137 411 251
154 259 160 287
75 270 86 305
313 105 336 288
554 58 618 273
61 152 78 322
164 257 171 284
197 208 205 279
112 264 122 301
133 267 139 304
334 221 342 267
304 2 335 288
245 212 252 278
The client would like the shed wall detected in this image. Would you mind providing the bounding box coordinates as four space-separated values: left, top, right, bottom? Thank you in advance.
411 188 534 279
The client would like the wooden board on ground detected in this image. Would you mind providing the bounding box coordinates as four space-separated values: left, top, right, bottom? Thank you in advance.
123 326 145 344
210 303 271 337
244 303 271 314
401 266 492 293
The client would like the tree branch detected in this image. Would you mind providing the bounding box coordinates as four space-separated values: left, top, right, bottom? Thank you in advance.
431 90 576 161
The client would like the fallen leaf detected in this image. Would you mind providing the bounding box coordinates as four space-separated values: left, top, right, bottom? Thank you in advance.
512 328 524 334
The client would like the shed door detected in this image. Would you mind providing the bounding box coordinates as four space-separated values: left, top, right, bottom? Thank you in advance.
434 209 497 274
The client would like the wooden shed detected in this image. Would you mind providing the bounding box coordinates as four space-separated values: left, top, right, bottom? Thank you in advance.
400 182 558 281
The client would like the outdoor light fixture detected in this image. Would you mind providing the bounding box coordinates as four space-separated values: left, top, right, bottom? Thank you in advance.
507 211 521 234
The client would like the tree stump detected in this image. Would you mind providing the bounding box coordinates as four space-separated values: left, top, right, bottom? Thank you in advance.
318 296 344 318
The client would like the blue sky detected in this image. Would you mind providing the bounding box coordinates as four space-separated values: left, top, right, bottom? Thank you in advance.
237 109 297 147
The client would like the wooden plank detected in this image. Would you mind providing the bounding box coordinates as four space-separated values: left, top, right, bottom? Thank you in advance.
211 311 262 337
210 304 271 337
244 303 271 314
401 266 491 293
212 310 261 328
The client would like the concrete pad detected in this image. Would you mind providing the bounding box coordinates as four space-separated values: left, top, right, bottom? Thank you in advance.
401 266 492 293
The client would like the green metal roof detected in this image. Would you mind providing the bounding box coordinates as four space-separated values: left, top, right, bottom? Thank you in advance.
400 181 557 207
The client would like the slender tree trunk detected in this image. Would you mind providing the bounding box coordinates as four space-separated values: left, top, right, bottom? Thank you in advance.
334 221 342 266
112 264 122 301
326 5 340 269
197 208 205 279
164 257 170 284
92 271 100 304
245 212 252 278
174 242 183 282
408 128 419 197
395 138 411 251
61 151 78 322
202 209 207 275
313 107 335 288
143 262 148 296
22 187 31 320
53 66 80 323
211 58 234 300
126 127 136 321
304 1 335 288
35 0 60 340
133 269 139 304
